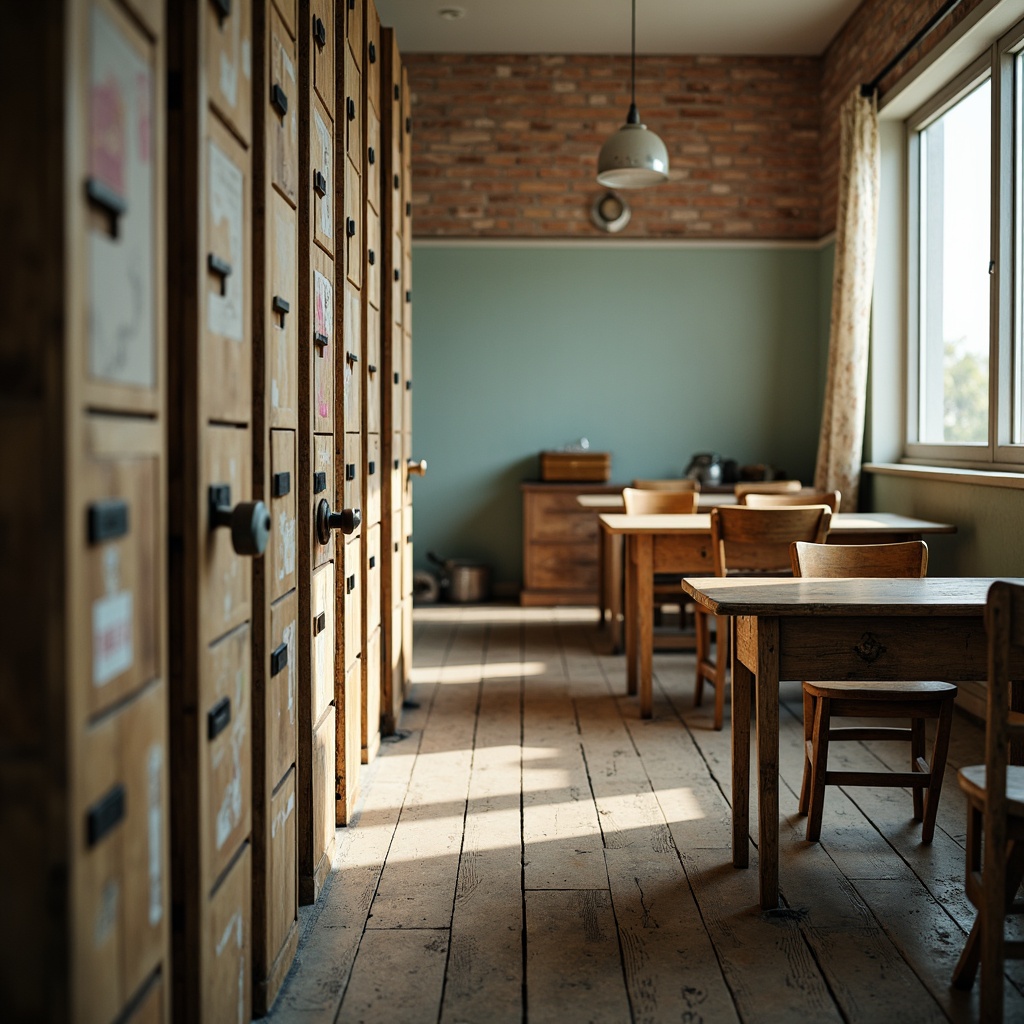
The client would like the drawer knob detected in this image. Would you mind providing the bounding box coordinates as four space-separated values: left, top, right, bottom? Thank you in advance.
407 458 427 477
209 485 270 556
314 170 327 197
207 697 231 740
316 500 361 543
348 97 356 121
211 0 231 22
271 83 288 116
313 15 326 48
272 471 291 497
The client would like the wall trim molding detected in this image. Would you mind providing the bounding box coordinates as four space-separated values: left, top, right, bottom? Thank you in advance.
412 234 836 251
864 461 1024 489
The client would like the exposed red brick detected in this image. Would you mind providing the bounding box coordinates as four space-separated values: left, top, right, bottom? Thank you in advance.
404 3 987 240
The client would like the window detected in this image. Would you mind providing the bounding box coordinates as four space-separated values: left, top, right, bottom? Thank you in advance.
904 22 1024 469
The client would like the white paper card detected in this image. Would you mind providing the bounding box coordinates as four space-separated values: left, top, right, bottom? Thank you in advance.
92 590 133 687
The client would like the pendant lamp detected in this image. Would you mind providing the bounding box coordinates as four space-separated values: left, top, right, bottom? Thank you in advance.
596 0 669 189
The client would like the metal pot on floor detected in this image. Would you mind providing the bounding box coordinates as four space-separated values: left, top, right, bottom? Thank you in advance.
427 552 491 603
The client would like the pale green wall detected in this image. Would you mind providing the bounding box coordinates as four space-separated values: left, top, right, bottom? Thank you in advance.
410 244 829 589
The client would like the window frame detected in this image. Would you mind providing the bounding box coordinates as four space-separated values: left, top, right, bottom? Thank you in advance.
900 18 1024 471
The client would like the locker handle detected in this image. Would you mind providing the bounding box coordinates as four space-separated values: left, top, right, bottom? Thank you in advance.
393 269 400 281
313 471 327 494
347 574 356 593
345 464 356 481
368 461 376 475
369 556 376 568
393 372 399 385
209 484 270 556
368 364 377 374
211 0 231 21
88 499 129 544
86 177 127 224
207 697 231 741
270 642 288 676
368 41 377 63
349 0 354 8
394 459 400 470
394 84 400 102
407 458 427 477
313 15 326 49
208 254 232 295
394 542 399 552
271 83 288 116
316 500 361 544
406 201 412 217
87 783 126 847
368 250 376 265
394 174 400 190
406 289 412 303
347 97 356 121
314 612 326 635
346 351 359 364
347 218 357 238
272 471 291 497
405 379 412 390
314 170 327 197
272 295 290 316
368 146 376 165
314 331 329 348
405 116 412 135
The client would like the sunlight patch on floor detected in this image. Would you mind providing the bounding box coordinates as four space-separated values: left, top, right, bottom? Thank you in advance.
409 660 549 684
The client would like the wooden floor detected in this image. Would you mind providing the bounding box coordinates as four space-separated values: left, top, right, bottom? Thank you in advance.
261 604 1024 1024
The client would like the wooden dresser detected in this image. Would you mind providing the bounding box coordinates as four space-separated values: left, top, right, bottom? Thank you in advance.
520 481 623 606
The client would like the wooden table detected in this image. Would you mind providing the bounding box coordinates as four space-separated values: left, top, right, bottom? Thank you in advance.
600 512 958 719
679 575 1019 910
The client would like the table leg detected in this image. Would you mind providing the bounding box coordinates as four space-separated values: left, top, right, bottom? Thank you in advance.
731 618 752 869
756 616 780 909
597 525 607 630
625 536 637 696
637 534 654 718
609 534 624 653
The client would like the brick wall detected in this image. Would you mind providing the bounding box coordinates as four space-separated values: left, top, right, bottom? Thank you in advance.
406 0 990 241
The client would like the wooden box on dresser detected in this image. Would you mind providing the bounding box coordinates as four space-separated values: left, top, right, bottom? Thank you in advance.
520 482 623 606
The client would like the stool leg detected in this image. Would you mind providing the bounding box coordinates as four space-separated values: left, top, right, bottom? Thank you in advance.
911 716 926 823
952 801 983 990
806 696 831 842
798 687 814 816
693 608 707 707
921 698 954 844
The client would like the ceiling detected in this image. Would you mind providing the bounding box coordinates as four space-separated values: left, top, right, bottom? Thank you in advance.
373 0 864 56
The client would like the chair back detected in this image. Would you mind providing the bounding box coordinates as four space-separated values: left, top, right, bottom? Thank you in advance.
622 487 698 515
743 489 841 513
790 540 927 579
734 480 802 498
631 478 700 492
710 505 830 575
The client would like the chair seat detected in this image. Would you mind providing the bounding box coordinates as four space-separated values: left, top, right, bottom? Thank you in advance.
803 679 957 701
958 765 1024 816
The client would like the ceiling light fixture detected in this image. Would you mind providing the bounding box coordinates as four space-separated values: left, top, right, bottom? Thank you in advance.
438 7 464 20
596 0 669 189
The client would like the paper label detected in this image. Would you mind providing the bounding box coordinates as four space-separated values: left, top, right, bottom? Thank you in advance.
147 744 164 926
88 8 156 388
93 590 133 687
314 109 332 239
207 141 245 340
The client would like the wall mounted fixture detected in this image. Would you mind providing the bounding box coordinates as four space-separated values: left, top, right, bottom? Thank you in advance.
591 192 631 233
596 0 669 189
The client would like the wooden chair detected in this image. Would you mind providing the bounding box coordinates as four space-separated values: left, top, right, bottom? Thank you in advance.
694 505 831 730
631 478 700 492
741 489 841 512
734 479 802 499
789 541 957 844
951 580 1024 1022
622 488 699 644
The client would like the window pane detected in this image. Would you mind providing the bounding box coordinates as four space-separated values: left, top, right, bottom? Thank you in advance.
917 79 990 444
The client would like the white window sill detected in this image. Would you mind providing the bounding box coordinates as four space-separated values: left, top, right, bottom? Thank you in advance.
863 462 1024 490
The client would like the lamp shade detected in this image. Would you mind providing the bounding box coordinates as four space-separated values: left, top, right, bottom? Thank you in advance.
596 120 669 189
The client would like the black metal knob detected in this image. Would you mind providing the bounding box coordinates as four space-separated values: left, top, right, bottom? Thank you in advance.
313 16 326 48
209 485 270 556
315 499 361 544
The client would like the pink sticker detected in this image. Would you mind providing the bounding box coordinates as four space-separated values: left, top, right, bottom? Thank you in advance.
91 75 126 194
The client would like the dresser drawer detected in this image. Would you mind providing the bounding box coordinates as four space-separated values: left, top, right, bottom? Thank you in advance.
526 544 598 592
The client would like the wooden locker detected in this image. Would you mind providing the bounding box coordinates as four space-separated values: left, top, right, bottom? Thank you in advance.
253 0 300 1009
0 2 172 1020
167 1 265 1019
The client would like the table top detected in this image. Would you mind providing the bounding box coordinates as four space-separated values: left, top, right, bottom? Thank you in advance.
598 511 958 536
578 493 737 510
679 576 1020 617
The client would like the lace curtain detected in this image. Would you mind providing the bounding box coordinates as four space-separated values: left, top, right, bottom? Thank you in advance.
813 89 880 510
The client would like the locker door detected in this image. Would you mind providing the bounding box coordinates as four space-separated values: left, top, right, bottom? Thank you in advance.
168 2 264 1020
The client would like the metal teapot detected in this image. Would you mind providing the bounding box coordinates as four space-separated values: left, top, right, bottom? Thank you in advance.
684 452 723 486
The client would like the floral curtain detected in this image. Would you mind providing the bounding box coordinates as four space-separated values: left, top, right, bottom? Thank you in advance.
813 88 880 510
